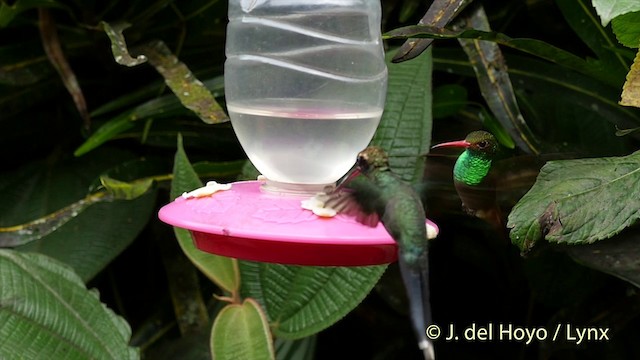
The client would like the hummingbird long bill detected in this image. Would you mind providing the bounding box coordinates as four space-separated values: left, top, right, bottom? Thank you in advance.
325 146 436 360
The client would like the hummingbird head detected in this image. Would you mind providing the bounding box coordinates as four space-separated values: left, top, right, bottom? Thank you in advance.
333 146 389 190
432 130 498 158
356 146 389 174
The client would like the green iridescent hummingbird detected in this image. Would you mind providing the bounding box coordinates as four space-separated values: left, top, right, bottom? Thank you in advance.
327 146 435 360
432 130 503 229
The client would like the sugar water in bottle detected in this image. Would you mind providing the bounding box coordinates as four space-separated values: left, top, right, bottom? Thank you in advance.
225 0 387 190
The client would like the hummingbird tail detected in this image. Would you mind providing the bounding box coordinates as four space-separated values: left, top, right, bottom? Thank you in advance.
399 257 435 360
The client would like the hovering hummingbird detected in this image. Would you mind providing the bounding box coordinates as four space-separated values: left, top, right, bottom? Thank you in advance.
431 131 504 230
326 146 435 360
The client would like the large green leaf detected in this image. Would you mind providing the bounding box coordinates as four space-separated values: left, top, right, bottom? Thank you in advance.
592 0 640 26
16 194 155 282
0 149 157 281
170 134 240 294
239 262 387 339
612 11 640 48
374 48 433 182
508 150 640 251
0 250 138 359
557 0 629 86
210 299 274 360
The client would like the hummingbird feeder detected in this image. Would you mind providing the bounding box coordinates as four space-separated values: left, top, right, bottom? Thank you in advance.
158 0 438 266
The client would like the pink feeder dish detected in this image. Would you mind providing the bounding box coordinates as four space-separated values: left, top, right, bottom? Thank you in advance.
158 180 438 266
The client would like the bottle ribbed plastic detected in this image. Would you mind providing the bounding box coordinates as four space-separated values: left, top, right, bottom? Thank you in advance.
225 0 387 188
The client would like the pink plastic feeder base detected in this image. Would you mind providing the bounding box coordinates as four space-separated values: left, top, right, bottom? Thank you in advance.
158 180 436 266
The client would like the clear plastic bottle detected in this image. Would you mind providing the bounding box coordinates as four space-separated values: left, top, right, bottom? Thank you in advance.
225 0 387 190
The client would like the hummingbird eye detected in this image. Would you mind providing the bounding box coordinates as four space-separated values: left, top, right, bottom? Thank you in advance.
356 155 370 172
477 140 488 149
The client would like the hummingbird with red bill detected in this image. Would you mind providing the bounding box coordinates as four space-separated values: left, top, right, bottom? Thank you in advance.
432 131 504 230
326 146 436 360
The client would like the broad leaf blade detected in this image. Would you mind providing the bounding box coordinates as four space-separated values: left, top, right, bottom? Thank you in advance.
210 299 274 360
240 262 386 339
508 151 640 251
374 48 433 182
592 0 640 26
612 11 640 48
0 148 156 281
16 194 156 282
170 134 240 294
0 250 138 359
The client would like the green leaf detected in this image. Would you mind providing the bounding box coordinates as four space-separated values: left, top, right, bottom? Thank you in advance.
240 262 386 339
0 250 138 359
17 194 156 282
74 112 136 156
210 298 274 360
374 48 433 183
385 23 619 87
100 176 154 200
75 76 227 156
171 134 240 294
432 84 467 118
556 0 629 86
135 40 228 124
592 0 640 26
508 150 640 251
612 11 640 48
454 5 540 154
0 149 157 281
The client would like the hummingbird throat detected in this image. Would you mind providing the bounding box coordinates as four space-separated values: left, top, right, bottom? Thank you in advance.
453 150 492 186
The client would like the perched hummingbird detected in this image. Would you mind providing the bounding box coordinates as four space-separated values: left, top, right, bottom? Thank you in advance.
431 131 504 230
327 146 435 360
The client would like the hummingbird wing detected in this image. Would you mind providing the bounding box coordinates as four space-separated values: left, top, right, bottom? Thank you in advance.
322 177 381 227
